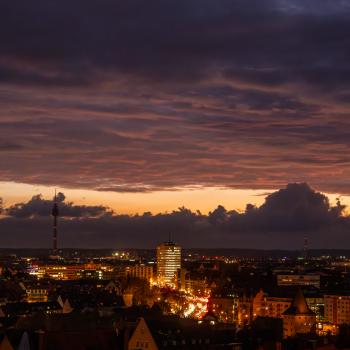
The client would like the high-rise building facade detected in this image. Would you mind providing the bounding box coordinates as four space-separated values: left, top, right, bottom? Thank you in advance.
156 241 181 285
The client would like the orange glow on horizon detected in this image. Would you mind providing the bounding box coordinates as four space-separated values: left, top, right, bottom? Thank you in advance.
0 181 349 215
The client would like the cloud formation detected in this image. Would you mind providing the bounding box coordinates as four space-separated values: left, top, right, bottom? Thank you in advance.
0 0 350 194
227 183 347 232
0 184 349 248
6 193 112 218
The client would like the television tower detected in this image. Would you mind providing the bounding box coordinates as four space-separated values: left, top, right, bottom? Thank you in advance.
303 237 308 259
52 190 59 254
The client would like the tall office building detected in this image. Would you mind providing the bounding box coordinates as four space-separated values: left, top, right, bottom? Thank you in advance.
157 241 181 285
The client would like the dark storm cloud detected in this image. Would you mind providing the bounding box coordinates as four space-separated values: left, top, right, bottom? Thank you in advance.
0 1 347 95
0 184 349 248
0 140 23 151
0 0 349 89
0 0 350 194
6 193 112 218
228 183 346 232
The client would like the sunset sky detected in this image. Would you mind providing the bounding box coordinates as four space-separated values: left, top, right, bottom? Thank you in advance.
1 0 350 247
1 181 350 216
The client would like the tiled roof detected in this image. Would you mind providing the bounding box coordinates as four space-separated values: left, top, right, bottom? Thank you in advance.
282 289 315 316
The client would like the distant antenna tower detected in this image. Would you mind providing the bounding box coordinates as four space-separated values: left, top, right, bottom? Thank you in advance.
303 237 308 259
51 190 59 254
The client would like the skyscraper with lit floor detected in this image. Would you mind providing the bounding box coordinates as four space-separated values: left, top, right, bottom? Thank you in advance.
157 241 181 286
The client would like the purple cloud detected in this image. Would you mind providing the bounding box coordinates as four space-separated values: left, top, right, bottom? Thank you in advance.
0 1 349 194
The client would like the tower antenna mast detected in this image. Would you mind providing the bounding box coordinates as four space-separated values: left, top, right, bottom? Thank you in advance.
51 189 59 255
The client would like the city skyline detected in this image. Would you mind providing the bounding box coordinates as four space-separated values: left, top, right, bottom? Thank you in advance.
1 2 350 349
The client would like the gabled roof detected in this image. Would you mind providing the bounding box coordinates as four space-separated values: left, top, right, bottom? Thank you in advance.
136 315 236 348
128 318 158 350
283 289 315 316
18 332 30 350
57 295 64 308
62 299 73 314
0 331 27 350
0 335 15 350
15 311 115 332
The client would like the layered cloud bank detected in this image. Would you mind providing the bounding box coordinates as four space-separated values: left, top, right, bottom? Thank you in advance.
0 184 349 248
0 1 350 193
